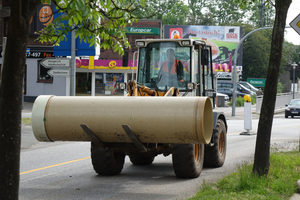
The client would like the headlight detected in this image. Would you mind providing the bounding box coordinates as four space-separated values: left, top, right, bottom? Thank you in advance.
136 41 145 47
181 40 190 46
187 82 197 92
286 108 290 111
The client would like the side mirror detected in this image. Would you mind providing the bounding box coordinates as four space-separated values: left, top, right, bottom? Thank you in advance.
201 49 209 66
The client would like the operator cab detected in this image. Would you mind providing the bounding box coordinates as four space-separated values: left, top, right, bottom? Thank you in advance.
135 39 215 99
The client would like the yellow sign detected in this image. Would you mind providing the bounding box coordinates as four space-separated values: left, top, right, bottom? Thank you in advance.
297 21 300 28
108 61 117 69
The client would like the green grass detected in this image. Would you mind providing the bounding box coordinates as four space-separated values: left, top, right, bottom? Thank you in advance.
22 118 32 125
188 150 300 200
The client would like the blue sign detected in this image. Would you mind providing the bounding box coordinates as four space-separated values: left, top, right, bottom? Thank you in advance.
53 8 95 56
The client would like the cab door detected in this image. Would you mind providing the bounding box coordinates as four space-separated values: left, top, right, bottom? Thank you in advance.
201 45 216 106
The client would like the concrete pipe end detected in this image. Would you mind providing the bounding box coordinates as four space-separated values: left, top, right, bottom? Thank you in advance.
199 97 213 144
32 95 54 142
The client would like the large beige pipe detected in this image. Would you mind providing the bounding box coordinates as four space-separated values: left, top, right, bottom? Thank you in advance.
32 95 213 144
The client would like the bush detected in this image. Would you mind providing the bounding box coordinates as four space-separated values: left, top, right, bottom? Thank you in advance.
228 95 256 107
277 81 285 94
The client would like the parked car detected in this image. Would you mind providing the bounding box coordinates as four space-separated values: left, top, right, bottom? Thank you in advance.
217 92 229 102
238 81 259 93
217 88 248 100
217 80 255 96
285 99 300 118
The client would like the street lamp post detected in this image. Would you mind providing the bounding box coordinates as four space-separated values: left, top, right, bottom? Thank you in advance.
291 62 298 99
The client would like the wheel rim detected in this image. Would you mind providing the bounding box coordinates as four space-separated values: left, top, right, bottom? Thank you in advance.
219 132 225 155
194 144 201 164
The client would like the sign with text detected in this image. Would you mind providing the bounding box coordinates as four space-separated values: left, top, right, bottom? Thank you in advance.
0 50 53 58
47 69 70 77
125 27 160 35
247 78 266 87
41 58 70 68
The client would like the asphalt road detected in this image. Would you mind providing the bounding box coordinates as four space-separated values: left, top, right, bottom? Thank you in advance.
19 110 300 200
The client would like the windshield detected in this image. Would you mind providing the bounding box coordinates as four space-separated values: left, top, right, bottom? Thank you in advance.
137 42 191 91
289 99 300 106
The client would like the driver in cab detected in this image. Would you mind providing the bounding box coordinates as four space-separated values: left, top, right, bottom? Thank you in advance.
157 49 184 87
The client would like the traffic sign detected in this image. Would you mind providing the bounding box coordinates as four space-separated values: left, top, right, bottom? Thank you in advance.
47 69 70 77
247 78 266 87
290 14 300 35
41 58 70 68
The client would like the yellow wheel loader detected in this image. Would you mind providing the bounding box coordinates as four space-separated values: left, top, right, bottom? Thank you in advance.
32 38 227 178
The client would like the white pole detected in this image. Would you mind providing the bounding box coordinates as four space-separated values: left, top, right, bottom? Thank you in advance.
91 71 95 96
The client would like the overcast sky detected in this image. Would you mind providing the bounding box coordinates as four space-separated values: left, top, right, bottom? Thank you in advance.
285 0 300 45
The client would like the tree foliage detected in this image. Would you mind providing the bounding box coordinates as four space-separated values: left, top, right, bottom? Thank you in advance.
162 2 190 25
242 26 273 81
37 0 144 55
206 0 249 25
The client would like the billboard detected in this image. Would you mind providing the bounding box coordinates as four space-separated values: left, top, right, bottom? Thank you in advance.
164 25 243 72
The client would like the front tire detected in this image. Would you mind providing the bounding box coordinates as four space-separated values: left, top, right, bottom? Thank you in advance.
91 142 125 175
204 119 227 167
285 114 288 118
172 144 204 178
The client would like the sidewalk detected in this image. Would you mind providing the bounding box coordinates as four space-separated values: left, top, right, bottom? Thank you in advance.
214 104 285 120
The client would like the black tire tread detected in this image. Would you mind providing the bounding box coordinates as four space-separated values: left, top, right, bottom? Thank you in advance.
172 144 204 178
91 142 125 175
204 119 227 167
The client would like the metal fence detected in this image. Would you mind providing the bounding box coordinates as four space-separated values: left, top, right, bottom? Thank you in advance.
256 92 300 114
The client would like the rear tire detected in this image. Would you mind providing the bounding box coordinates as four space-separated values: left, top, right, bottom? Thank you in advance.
204 119 227 167
91 142 125 175
172 144 204 178
129 154 155 165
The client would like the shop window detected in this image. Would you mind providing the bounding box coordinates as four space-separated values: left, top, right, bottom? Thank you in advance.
76 72 91 96
37 60 53 83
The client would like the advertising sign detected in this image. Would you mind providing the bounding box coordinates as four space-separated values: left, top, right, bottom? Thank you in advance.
30 3 55 35
164 25 243 72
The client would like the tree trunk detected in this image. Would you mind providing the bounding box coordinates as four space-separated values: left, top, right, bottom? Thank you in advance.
252 0 292 176
0 1 40 199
